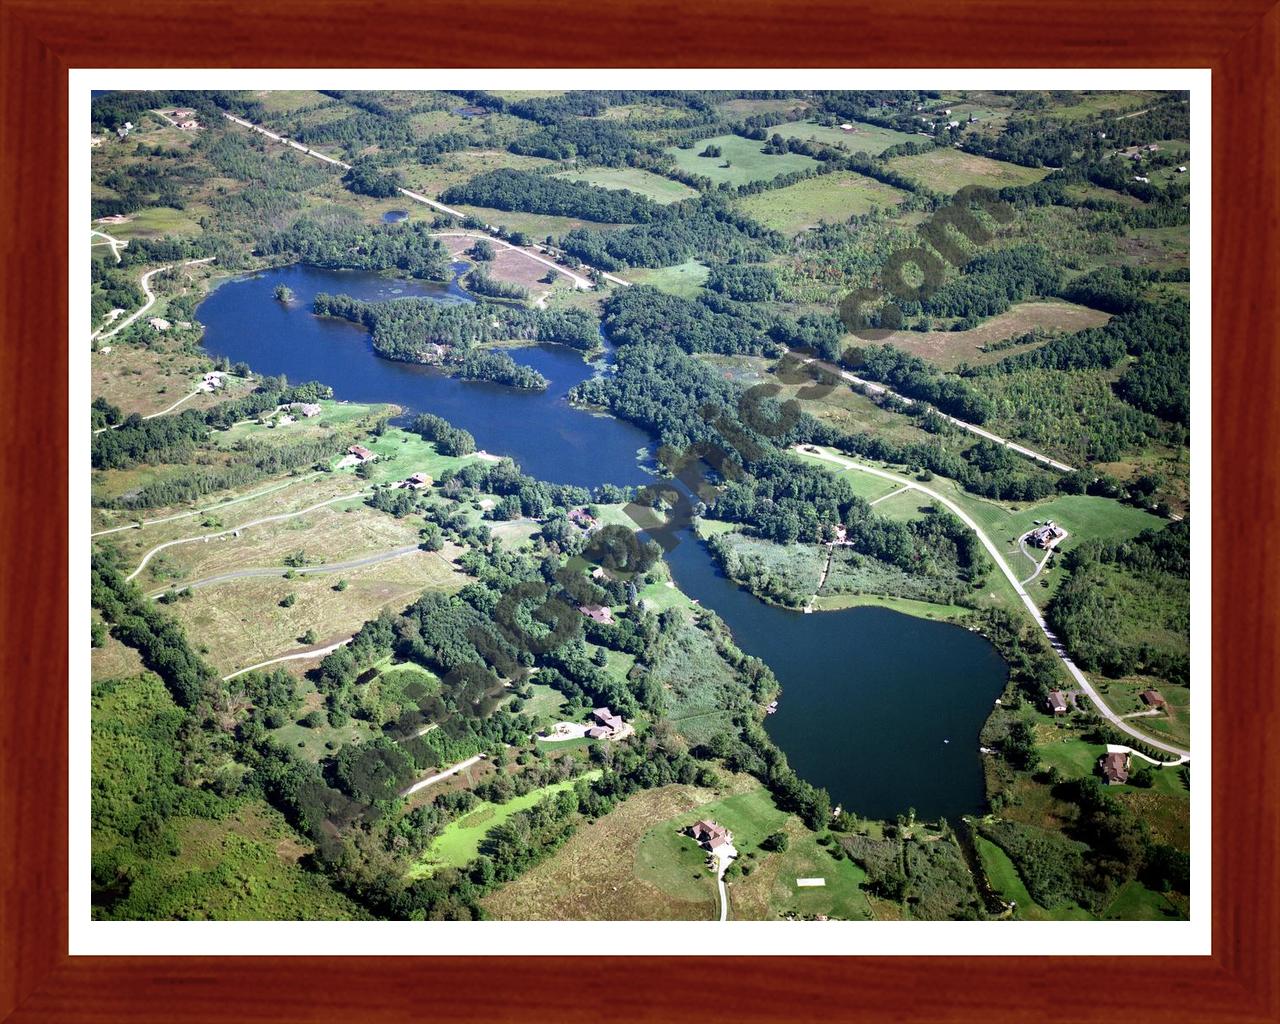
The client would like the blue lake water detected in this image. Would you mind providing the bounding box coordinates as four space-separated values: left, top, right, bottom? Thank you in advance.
197 264 1007 820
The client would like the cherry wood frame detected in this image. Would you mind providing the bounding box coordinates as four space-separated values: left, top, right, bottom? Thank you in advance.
2 1 1277 1020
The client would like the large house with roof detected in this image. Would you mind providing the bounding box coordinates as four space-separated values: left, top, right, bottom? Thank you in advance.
689 820 733 853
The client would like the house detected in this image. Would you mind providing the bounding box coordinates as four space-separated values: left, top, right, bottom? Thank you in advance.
203 371 226 389
403 472 432 489
148 317 171 331
839 123 854 132
117 121 133 138
348 444 376 462
1047 690 1068 715
689 819 732 852
173 109 194 118
1177 165 1188 173
1097 131 1107 139
590 566 609 581
177 119 200 131
291 402 321 417
1134 176 1150 183
1100 751 1131 785
1146 143 1161 152
1029 522 1066 549
579 604 614 625
948 120 961 128
568 507 596 528
1140 689 1167 709
592 707 624 734
586 726 612 739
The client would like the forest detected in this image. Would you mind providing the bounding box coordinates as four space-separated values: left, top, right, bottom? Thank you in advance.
442 168 663 223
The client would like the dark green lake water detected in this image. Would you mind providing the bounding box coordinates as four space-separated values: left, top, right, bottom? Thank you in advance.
198 264 1008 820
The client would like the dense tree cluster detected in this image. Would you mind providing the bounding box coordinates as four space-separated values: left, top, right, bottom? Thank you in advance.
442 169 662 224
341 159 405 198
408 412 476 456
845 344 994 423
312 292 599 367
259 213 449 280
922 244 1060 322
705 263 781 302
557 201 783 271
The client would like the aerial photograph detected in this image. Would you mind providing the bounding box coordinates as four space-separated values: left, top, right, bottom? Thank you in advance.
88 87 1192 923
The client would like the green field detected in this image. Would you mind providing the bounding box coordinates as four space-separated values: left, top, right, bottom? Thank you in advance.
737 171 907 234
787 119 918 154
973 834 1092 920
887 148 1053 193
554 166 698 205
666 134 819 187
624 260 710 297
410 772 602 877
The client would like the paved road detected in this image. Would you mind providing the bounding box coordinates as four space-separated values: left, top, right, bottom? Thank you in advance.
222 638 350 682
798 355 1075 473
799 446 1189 763
146 543 421 598
91 257 215 342
124 489 367 582
401 754 486 798
145 542 417 599
222 112 611 291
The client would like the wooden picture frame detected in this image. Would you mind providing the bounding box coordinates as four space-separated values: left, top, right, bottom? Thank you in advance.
2 1 1276 1019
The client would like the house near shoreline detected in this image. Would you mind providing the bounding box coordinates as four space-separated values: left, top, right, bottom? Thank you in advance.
402 472 433 489
689 820 733 852
568 507 596 529
348 444 376 463
148 317 172 332
1100 751 1131 785
291 402 321 417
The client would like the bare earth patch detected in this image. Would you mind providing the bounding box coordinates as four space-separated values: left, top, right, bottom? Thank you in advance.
875 301 1112 370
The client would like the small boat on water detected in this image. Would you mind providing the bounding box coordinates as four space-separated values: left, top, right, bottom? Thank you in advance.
765 700 779 715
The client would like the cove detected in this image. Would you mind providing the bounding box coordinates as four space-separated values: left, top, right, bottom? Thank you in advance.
197 264 1008 820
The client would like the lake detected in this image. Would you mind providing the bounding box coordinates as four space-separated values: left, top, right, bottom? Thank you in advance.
198 264 1008 820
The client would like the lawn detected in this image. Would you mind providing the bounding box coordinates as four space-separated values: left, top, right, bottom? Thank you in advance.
666 134 819 188
410 771 602 877
737 171 907 235
973 834 1093 920
886 148 1052 193
513 681 569 722
270 677 381 762
107 205 205 240
730 823 873 921
1101 878 1188 920
553 166 697 205
787 119 918 154
624 260 710 298
810 592 971 622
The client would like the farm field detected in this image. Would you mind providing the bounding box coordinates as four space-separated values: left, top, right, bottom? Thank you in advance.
871 300 1113 370
887 148 1053 192
553 166 698 205
665 134 819 187
737 170 908 235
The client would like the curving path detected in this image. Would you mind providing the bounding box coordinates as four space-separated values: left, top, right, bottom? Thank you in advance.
91 228 128 263
146 544 420 598
797 355 1075 473
91 256 215 342
222 638 350 682
124 489 367 582
798 446 1189 763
